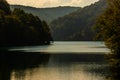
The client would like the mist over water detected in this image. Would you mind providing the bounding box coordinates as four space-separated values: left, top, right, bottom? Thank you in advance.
0 41 109 80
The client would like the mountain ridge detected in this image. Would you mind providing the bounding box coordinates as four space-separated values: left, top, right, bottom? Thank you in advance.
50 0 107 41
10 5 80 23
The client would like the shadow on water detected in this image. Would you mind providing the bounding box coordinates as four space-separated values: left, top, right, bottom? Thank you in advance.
48 53 107 63
0 50 50 80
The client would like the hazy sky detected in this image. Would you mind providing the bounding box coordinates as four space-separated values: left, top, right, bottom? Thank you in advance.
7 0 99 8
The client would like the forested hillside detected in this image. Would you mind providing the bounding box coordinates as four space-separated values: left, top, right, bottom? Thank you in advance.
10 5 79 23
0 0 53 46
50 0 107 41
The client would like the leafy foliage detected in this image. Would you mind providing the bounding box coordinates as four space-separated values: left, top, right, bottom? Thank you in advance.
0 0 53 46
50 0 106 41
94 0 120 80
0 0 11 14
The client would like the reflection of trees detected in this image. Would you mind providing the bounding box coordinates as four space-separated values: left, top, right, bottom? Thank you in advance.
0 51 50 80
0 65 11 80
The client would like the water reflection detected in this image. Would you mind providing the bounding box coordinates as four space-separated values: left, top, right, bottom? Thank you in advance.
0 50 50 80
0 50 109 80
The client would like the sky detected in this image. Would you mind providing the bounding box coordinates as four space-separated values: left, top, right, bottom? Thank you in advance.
7 0 99 8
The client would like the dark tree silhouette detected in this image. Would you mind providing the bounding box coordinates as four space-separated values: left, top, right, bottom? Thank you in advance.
0 0 53 46
0 0 11 14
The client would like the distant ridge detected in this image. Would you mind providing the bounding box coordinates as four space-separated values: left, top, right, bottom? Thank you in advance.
50 0 107 41
10 5 79 23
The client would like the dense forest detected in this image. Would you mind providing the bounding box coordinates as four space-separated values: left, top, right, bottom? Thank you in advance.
10 0 107 41
0 0 53 46
94 0 120 80
50 0 107 41
10 5 79 23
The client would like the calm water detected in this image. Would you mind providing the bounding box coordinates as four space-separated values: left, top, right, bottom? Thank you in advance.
0 41 110 80
10 41 109 53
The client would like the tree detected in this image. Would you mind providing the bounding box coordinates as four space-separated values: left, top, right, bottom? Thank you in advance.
42 21 53 43
0 0 11 14
0 15 23 46
12 8 53 44
94 0 120 80
0 1 53 46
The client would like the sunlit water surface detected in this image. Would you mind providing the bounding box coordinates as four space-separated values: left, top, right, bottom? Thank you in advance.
10 41 109 53
1 41 110 80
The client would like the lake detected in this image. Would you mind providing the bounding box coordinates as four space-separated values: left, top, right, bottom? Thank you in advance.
0 41 110 80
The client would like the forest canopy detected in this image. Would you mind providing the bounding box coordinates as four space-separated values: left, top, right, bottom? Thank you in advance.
94 0 120 80
50 0 106 41
0 0 53 46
